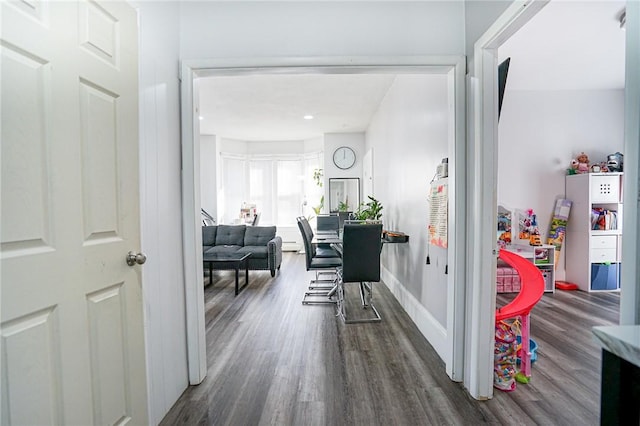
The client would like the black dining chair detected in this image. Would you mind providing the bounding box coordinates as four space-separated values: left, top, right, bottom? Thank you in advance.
336 223 383 323
299 216 340 259
296 217 342 304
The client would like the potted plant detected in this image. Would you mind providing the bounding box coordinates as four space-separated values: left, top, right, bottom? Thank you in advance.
311 195 324 217
353 196 383 221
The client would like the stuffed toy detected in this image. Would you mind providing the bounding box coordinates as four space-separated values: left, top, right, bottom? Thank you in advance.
576 152 590 173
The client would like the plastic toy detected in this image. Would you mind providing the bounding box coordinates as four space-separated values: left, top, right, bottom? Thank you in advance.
607 152 623 172
496 249 545 380
555 280 578 290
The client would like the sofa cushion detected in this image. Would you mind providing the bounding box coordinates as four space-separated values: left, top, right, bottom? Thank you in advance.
205 245 242 255
236 246 268 259
215 225 246 246
244 226 276 247
202 226 217 246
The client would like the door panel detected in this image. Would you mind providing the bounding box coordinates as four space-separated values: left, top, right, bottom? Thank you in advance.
1 1 147 425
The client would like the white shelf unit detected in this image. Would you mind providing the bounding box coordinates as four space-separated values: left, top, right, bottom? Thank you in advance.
565 172 623 292
506 243 556 293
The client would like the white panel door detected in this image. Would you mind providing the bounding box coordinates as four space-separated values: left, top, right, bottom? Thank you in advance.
1 1 148 425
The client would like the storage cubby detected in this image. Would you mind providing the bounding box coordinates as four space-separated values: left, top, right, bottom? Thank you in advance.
565 172 623 292
504 243 555 293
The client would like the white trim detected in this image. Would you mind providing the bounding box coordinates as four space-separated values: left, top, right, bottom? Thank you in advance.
469 0 549 400
447 62 467 382
621 1 640 324
180 65 208 384
382 267 447 358
180 56 467 387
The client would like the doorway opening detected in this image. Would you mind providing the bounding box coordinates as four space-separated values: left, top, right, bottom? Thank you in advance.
179 57 467 387
472 0 635 400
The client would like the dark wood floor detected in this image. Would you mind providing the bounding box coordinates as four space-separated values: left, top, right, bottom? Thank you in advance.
161 252 619 425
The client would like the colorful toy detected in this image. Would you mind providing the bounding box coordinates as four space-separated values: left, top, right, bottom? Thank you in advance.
494 319 518 392
547 199 572 267
496 249 545 380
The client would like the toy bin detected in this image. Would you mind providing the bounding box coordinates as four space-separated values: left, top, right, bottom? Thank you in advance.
591 263 619 290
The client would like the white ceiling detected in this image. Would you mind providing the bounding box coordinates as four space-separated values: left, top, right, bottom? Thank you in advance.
197 74 396 141
499 0 626 91
197 1 627 142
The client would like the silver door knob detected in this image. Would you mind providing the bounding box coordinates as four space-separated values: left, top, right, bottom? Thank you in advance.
126 251 147 266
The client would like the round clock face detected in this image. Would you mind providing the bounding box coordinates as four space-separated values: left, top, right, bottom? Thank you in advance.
333 146 356 170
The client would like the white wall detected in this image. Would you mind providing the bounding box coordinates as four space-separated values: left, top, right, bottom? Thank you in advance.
366 75 450 327
200 135 217 220
179 2 465 59
498 89 625 279
133 1 188 424
324 133 366 212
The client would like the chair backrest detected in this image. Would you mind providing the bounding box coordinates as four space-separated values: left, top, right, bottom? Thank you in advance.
296 217 314 270
299 216 313 239
337 211 351 230
316 214 339 232
341 223 382 283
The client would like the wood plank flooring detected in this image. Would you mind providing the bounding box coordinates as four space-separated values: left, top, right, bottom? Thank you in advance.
160 252 619 425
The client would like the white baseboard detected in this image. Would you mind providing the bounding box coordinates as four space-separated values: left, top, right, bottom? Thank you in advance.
381 266 448 362
282 242 301 252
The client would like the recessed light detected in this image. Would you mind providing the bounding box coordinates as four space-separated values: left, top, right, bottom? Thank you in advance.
303 115 314 120
199 116 204 120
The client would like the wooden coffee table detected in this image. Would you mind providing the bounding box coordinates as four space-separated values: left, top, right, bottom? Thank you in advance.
203 252 251 295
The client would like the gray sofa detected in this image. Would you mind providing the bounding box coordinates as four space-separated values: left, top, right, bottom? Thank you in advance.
202 224 282 277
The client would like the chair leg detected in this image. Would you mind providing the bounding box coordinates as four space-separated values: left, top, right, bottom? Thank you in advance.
309 270 337 288
302 274 338 305
337 281 381 323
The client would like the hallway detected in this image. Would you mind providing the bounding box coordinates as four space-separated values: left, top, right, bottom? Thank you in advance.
161 253 618 425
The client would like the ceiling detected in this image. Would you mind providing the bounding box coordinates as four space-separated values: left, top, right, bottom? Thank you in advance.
197 74 396 141
197 1 627 142
499 1 626 91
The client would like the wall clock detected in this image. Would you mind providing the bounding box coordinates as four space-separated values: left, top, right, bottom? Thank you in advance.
333 146 356 170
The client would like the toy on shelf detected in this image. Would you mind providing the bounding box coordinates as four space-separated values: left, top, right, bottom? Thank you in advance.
515 208 541 246
576 152 590 173
567 152 590 175
497 205 512 248
607 151 623 172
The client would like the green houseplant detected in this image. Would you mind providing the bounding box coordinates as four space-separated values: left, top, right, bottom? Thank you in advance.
353 196 383 221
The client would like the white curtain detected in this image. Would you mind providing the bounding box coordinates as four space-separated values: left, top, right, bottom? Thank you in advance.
275 159 303 226
249 159 273 225
220 153 321 226
220 157 246 224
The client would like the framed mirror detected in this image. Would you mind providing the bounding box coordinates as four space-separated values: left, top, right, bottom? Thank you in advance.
329 178 360 213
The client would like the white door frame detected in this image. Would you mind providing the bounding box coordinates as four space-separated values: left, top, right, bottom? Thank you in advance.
620 1 640 324
179 56 466 384
468 0 550 400
470 0 640 399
